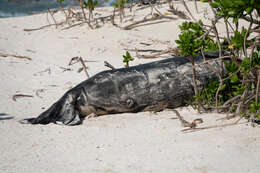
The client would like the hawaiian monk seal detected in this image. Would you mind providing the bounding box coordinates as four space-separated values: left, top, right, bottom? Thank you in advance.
20 51 226 125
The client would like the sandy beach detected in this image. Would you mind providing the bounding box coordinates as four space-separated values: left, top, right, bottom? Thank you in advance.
1 1 260 173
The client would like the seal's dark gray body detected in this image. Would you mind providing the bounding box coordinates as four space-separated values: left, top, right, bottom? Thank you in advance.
21 52 222 125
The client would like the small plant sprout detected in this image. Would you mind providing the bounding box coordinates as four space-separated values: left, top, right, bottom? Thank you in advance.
82 0 98 20
123 51 134 67
80 0 87 21
114 0 128 22
175 20 217 112
80 0 97 29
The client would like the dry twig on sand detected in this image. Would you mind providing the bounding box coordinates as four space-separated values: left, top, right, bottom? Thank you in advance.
122 14 177 30
24 24 61 32
104 61 116 70
172 109 204 129
137 49 179 58
12 94 34 101
60 67 73 72
181 117 244 133
0 52 31 60
167 8 189 19
47 8 58 28
69 57 90 78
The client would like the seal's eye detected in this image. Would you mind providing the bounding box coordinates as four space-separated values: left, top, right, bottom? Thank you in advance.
126 98 134 108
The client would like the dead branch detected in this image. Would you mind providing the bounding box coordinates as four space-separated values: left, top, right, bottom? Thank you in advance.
242 16 260 25
181 116 244 133
0 52 31 60
12 94 33 101
256 70 260 104
47 8 58 28
104 61 116 70
197 16 222 41
222 95 241 108
61 21 86 30
173 109 192 127
235 87 249 115
243 14 253 57
189 54 202 112
125 48 165 53
173 109 203 128
211 22 223 112
122 14 177 30
249 110 260 126
60 67 73 72
24 24 59 32
167 8 189 19
135 48 179 59
181 0 196 21
194 0 198 13
69 56 90 78
79 57 90 78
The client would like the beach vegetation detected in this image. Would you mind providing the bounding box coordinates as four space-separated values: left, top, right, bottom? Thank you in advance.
123 51 134 67
179 0 260 123
82 0 98 19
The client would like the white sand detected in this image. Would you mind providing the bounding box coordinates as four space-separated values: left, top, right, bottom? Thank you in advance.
0 2 260 173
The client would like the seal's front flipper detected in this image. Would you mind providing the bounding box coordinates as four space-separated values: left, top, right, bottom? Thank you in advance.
55 110 83 126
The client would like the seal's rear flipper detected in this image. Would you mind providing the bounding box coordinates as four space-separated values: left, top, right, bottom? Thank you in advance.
19 118 47 124
20 92 83 126
19 101 58 125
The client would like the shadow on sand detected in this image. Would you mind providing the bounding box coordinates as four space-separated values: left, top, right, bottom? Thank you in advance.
0 113 13 120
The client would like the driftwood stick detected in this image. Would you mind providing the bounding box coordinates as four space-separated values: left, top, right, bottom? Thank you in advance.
79 57 90 78
60 67 73 72
47 8 58 28
135 48 179 59
173 109 203 128
182 116 244 132
222 95 241 107
122 15 176 30
181 0 196 21
243 15 253 57
125 48 165 52
256 70 260 104
173 109 191 127
189 54 202 112
104 61 116 70
68 56 90 78
12 94 34 101
62 21 86 30
0 52 31 60
167 8 189 19
24 24 58 32
194 0 198 13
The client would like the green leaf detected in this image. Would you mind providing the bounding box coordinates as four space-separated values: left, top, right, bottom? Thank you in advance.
82 1 87 8
230 74 238 83
123 51 134 63
246 7 253 14
210 2 220 8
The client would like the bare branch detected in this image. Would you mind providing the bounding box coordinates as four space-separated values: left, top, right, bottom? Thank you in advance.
12 94 33 101
181 0 196 21
0 52 31 60
104 61 116 70
122 14 177 30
